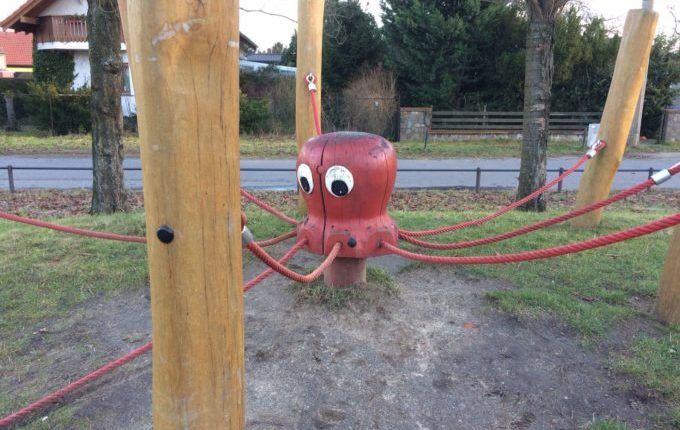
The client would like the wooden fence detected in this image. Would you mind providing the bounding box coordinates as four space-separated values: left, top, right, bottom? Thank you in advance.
429 111 601 135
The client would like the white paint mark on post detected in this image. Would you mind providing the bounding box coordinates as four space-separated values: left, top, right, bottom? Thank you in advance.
152 23 177 46
152 19 205 46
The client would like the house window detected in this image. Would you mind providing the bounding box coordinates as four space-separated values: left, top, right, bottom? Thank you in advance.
122 63 132 95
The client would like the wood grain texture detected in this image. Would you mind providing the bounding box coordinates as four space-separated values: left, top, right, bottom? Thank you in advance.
119 1 244 428
295 0 324 211
324 258 367 288
572 9 658 228
296 0 324 150
657 228 680 325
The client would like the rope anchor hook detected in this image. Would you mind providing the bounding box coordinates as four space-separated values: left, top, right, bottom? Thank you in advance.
306 72 318 92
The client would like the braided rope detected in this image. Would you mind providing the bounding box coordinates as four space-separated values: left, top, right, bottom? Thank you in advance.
385 213 680 264
0 210 147 243
399 179 655 250
399 149 600 238
240 189 299 226
244 240 307 292
0 342 153 428
247 241 342 283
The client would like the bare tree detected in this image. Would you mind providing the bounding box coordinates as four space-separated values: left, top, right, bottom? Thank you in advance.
87 0 126 213
516 0 569 211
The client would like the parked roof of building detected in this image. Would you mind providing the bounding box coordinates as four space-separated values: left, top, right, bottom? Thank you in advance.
244 53 283 64
0 31 33 66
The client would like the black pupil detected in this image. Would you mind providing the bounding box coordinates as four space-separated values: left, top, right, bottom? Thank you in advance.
300 177 311 193
331 180 349 196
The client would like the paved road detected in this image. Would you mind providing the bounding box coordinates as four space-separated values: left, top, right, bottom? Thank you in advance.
1 153 679 191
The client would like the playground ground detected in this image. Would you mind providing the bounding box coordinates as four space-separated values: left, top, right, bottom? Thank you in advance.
1 189 679 429
1 131 680 159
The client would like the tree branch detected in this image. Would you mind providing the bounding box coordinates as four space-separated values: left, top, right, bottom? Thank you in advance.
239 7 297 24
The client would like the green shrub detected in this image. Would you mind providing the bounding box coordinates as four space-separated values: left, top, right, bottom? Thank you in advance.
268 76 295 134
24 82 91 135
33 50 75 88
0 79 30 128
240 93 271 134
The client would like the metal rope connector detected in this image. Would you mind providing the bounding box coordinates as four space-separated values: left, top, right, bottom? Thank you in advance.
651 169 672 185
586 140 606 159
651 162 680 185
306 73 317 92
242 226 254 248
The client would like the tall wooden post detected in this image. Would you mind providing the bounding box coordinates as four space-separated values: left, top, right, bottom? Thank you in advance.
119 1 245 428
296 0 325 210
657 228 680 324
572 6 658 228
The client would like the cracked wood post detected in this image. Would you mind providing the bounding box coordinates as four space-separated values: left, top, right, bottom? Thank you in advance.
118 1 245 428
572 6 658 228
296 0 324 211
657 228 680 324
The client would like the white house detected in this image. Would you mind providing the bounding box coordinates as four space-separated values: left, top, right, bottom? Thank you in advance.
1 0 258 116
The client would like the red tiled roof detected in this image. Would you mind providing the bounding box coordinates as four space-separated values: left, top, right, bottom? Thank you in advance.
0 31 33 67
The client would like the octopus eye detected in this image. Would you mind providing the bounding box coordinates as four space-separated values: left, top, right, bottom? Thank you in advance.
325 165 354 197
297 164 314 194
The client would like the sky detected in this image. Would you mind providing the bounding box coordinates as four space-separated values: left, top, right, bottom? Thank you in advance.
1 0 677 51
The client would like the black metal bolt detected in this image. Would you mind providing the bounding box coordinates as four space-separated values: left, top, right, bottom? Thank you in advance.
156 226 174 244
348 237 357 248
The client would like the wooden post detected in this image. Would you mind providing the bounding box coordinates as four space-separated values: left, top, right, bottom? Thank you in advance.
119 1 244 428
324 258 367 288
627 77 647 148
572 8 658 228
7 165 15 193
657 228 680 324
296 0 324 210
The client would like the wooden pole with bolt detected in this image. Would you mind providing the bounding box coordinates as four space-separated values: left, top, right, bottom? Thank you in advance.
296 0 325 211
572 5 658 228
657 228 680 325
118 1 245 428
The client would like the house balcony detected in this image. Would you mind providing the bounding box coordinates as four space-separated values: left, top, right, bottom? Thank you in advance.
34 16 125 50
36 16 88 44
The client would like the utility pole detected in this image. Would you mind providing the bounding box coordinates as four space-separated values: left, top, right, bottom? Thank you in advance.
118 0 245 427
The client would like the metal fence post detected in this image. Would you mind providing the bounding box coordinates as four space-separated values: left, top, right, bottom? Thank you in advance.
475 167 482 193
557 167 564 193
7 165 15 193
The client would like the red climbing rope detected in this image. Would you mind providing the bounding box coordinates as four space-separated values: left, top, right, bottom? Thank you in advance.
399 142 606 238
1 235 309 428
401 181 648 249
255 229 298 247
244 240 307 292
247 240 342 283
0 342 153 428
385 212 680 264
240 189 299 226
400 161 680 250
0 210 147 243
306 73 322 136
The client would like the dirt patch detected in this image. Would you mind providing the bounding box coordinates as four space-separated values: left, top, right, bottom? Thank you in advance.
2 188 679 218
1 246 672 429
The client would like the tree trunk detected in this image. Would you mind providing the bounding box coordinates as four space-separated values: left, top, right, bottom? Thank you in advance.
88 0 126 213
4 94 18 131
516 15 555 212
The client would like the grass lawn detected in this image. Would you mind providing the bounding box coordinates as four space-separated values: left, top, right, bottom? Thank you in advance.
0 200 678 423
2 130 679 158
